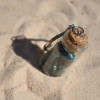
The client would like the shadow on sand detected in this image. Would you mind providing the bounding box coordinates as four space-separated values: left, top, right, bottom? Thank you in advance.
11 35 48 71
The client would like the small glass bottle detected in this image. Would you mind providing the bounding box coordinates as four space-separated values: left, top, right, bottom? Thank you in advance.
39 25 88 77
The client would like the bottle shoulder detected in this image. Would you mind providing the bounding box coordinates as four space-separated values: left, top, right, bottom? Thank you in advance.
57 41 75 61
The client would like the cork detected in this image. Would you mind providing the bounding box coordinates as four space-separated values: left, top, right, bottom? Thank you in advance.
63 28 88 53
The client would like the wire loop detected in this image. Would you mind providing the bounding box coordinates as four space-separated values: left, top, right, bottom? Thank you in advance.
44 24 84 51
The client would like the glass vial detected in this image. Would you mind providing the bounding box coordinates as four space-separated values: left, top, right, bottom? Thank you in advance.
39 25 88 77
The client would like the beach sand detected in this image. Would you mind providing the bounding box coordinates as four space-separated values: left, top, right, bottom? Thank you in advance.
0 0 100 100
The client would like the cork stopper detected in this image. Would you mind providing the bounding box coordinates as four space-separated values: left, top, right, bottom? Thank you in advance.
63 27 88 53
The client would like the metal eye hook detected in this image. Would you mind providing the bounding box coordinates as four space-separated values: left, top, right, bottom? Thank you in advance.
73 26 84 36
68 24 84 36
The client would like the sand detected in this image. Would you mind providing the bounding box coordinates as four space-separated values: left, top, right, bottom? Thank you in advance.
0 0 100 100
